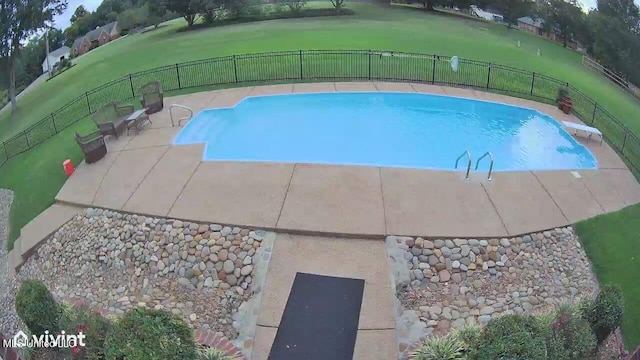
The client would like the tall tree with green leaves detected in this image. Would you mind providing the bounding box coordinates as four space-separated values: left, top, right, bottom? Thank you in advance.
330 0 346 12
164 0 203 27
538 0 585 47
147 0 167 28
597 0 640 34
0 0 67 114
492 0 535 27
70 5 88 23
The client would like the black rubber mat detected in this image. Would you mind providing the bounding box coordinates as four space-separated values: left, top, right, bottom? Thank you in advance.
268 272 365 360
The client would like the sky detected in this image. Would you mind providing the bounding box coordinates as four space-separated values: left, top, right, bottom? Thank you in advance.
53 0 102 29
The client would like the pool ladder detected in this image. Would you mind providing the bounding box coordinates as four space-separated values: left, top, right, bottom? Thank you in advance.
170 104 194 127
455 151 494 181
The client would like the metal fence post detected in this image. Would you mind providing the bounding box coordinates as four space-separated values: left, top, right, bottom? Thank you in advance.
233 55 238 83
299 50 303 80
592 103 597 126
2 141 6 162
622 131 628 153
368 50 372 80
486 64 491 89
129 74 134 97
530 72 536 96
85 92 91 113
51 113 57 133
24 132 29 149
176 64 181 89
431 56 436 84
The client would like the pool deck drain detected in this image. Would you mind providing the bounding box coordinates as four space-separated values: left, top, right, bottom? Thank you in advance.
55 82 640 240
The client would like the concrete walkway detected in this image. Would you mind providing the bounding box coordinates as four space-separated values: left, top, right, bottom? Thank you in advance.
7 203 82 276
252 234 397 360
55 82 640 239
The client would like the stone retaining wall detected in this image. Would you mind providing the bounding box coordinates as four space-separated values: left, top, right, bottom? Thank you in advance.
387 227 599 359
1 208 274 359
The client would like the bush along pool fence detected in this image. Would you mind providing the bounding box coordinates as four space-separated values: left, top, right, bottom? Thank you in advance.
0 50 639 176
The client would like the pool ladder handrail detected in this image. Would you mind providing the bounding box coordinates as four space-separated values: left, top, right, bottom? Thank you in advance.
455 150 472 181
170 104 194 127
475 151 494 181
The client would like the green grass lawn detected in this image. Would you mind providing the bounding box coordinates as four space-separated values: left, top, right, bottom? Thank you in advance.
575 204 640 350
2 3 640 141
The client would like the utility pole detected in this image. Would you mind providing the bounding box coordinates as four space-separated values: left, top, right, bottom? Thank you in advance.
45 26 52 78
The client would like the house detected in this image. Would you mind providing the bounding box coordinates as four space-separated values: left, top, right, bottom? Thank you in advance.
41 46 70 73
71 21 121 57
518 16 577 48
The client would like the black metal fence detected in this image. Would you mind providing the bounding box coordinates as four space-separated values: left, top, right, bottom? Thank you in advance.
0 50 639 176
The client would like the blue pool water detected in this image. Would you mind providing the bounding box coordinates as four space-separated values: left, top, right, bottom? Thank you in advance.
173 92 597 171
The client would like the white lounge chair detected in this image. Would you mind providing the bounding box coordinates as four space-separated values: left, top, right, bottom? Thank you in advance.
562 121 603 145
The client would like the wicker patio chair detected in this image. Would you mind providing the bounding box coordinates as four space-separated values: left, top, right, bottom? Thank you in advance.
75 131 107 164
140 81 164 114
91 102 134 139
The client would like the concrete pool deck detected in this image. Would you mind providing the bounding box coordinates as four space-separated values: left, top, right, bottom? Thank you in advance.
54 82 640 239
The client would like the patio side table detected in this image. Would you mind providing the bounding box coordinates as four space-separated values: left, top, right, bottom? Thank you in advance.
126 108 152 135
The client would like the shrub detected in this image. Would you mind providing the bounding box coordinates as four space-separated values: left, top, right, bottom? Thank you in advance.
15 280 60 336
546 304 597 359
59 304 112 360
198 347 236 360
476 314 547 360
104 307 196 360
581 285 624 344
557 87 570 101
244 4 265 19
277 0 307 14
452 323 483 358
409 334 465 360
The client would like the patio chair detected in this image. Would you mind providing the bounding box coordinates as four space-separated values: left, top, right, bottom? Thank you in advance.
91 102 134 139
139 81 164 114
75 131 107 164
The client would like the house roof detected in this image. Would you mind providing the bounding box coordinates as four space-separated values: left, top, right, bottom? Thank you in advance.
85 26 106 42
71 36 87 51
102 21 118 35
518 16 545 28
48 46 70 58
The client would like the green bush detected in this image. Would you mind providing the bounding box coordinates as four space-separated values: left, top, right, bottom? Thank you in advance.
409 334 465 360
198 347 236 360
546 304 597 360
15 280 60 336
453 323 483 358
104 307 196 360
476 314 547 360
59 303 112 360
581 285 624 344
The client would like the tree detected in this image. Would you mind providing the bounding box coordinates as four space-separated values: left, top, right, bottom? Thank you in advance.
597 0 640 34
147 0 167 28
164 0 204 27
0 0 67 114
330 0 346 12
492 0 534 27
70 5 88 23
201 0 223 25
117 7 148 31
539 0 585 47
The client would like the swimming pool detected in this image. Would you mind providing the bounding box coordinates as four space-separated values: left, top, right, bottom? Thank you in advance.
173 92 597 171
